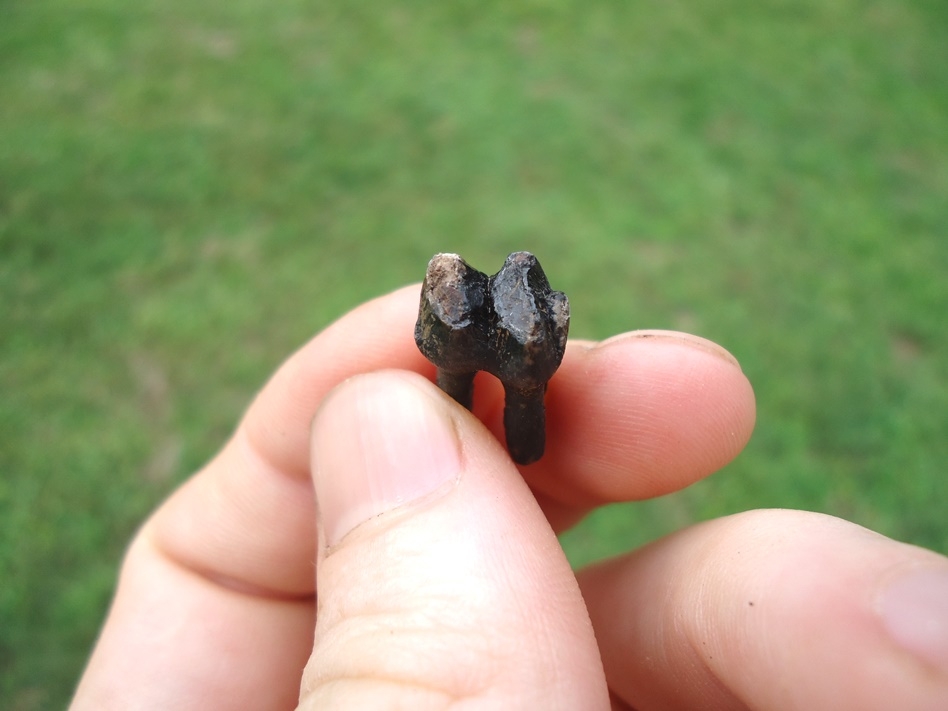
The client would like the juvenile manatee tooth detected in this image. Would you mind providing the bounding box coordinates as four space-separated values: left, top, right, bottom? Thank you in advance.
413 251 569 464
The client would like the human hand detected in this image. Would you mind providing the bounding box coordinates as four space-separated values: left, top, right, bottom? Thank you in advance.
71 286 948 709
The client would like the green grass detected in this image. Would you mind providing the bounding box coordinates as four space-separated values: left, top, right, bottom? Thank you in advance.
3 0 947 706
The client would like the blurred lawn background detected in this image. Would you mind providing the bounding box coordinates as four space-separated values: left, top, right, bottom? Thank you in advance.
2 0 947 706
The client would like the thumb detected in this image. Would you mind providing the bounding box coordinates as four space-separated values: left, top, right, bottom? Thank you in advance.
299 370 608 710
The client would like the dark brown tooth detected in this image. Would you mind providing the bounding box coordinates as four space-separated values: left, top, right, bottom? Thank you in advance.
414 251 569 464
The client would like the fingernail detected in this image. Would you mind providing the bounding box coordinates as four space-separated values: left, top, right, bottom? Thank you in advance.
595 330 742 369
312 372 462 548
878 567 948 671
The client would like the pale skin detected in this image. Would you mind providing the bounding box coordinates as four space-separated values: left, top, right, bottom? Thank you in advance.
72 285 948 710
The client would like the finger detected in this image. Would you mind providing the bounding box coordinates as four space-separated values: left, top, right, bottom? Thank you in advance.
518 330 755 522
299 370 609 708
577 509 948 711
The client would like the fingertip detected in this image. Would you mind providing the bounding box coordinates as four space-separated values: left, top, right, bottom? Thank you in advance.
542 330 756 503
